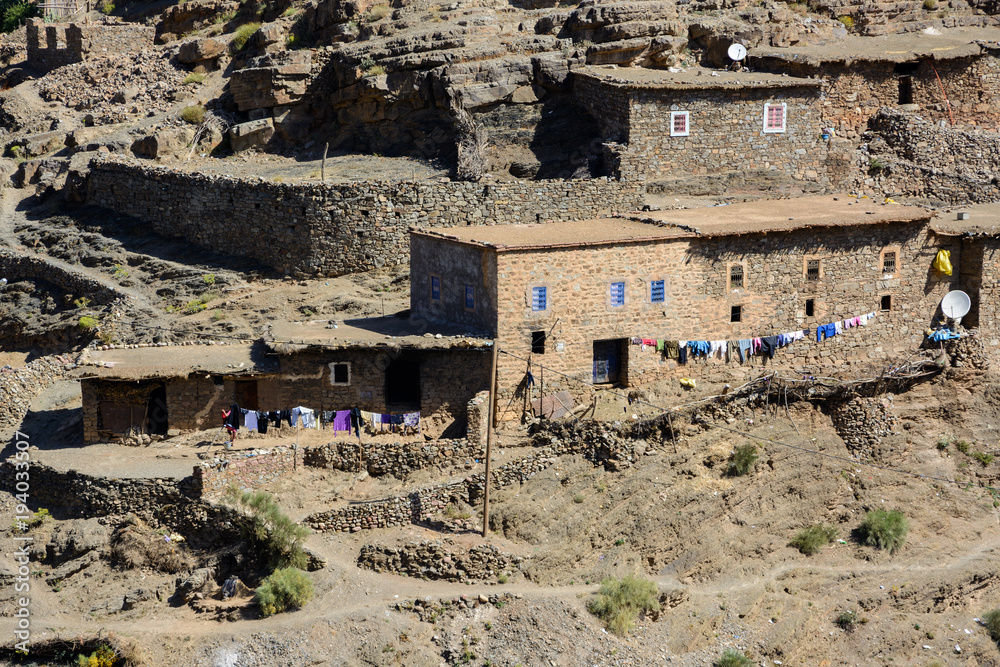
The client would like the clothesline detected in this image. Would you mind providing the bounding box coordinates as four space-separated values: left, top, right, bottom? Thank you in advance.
222 403 421 439
632 311 878 365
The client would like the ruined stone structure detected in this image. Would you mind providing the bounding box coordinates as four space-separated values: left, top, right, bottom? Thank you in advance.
411 196 962 405
192 446 303 498
26 18 154 73
84 158 644 277
573 66 845 187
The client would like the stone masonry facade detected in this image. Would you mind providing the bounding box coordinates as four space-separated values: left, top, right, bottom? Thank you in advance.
573 73 842 186
84 158 645 277
26 19 155 73
192 445 303 498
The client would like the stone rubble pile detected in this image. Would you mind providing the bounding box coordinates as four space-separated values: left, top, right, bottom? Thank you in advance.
36 50 187 124
830 396 898 458
944 333 990 371
358 540 525 583
396 592 522 624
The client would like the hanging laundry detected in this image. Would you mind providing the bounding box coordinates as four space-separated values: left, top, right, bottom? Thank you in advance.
257 412 268 434
753 338 762 354
244 411 258 431
709 340 725 359
292 407 316 428
817 323 837 341
280 409 292 427
631 337 642 345
760 335 779 359
687 340 710 357
403 412 420 428
332 410 352 432
656 339 665 352
321 410 336 425
738 339 753 363
727 340 739 362
664 340 679 359
225 404 241 429
351 407 362 437
834 321 844 334
678 343 688 364
928 329 961 342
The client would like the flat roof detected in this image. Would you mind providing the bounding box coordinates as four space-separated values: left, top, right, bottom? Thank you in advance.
266 317 492 352
72 344 275 380
573 65 821 90
751 26 1000 66
931 204 1000 236
413 196 930 250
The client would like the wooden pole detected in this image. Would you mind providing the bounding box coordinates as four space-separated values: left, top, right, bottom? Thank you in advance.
321 142 329 181
482 342 499 538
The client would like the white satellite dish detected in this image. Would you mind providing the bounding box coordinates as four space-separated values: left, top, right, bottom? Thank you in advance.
941 290 971 318
728 43 747 62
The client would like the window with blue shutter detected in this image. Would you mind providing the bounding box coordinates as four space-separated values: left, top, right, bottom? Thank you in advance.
650 280 665 303
610 281 625 307
465 284 475 309
430 275 441 301
531 286 547 311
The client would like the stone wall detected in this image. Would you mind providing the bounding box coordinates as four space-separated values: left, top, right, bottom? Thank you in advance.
26 19 154 73
358 541 525 583
302 438 483 478
466 391 490 450
84 158 645 277
829 396 898 459
864 108 1000 204
0 355 77 430
0 462 239 550
0 249 127 306
488 217 958 404
192 445 303 498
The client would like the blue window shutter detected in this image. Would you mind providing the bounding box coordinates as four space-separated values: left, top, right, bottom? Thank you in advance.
610 281 625 307
431 276 440 300
532 286 547 311
465 284 475 309
651 280 665 303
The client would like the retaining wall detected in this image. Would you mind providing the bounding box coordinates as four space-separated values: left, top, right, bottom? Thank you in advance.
193 445 303 498
84 158 645 277
0 355 77 430
303 438 483 479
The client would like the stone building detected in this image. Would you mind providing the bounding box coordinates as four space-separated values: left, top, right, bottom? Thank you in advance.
76 320 492 443
572 66 840 187
932 204 1000 336
410 195 960 406
26 18 154 73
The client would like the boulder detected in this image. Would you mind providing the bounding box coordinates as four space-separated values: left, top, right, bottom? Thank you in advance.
178 37 226 64
46 518 109 562
177 566 215 602
272 105 312 141
130 127 197 158
229 118 275 151
8 130 66 158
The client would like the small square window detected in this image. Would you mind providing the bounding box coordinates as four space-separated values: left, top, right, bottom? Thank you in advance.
430 275 441 301
650 280 665 303
729 264 744 289
763 102 786 133
731 305 742 323
531 286 547 311
670 111 689 137
806 259 820 281
882 251 897 274
464 284 475 309
329 362 350 386
805 298 815 317
610 281 625 307
881 294 892 311
531 330 546 354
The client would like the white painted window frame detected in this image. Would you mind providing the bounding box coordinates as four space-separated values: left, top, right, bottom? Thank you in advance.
669 111 690 137
763 102 787 134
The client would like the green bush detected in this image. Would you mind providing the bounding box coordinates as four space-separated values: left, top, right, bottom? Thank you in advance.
182 72 205 85
717 648 754 667
789 523 838 556
78 315 98 330
2 1 37 33
835 609 866 630
838 15 854 28
98 0 114 13
971 451 994 467
229 21 261 54
256 567 314 617
179 105 206 125
984 608 1000 642
955 440 971 454
224 486 309 570
858 509 908 554
728 444 758 477
587 575 659 636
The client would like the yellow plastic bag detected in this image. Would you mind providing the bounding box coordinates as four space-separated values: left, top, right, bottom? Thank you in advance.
679 377 696 389
933 249 953 276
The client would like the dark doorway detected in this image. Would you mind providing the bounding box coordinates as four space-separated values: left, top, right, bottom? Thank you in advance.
386 354 421 410
146 384 168 435
898 76 914 104
234 380 259 410
593 339 626 384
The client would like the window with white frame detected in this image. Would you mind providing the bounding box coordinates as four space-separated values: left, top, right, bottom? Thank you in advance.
329 362 350 386
650 279 665 303
610 281 625 307
763 102 786 133
670 111 690 137
531 286 547 311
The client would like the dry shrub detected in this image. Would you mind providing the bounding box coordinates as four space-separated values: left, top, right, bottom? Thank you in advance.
111 521 192 574
452 104 488 182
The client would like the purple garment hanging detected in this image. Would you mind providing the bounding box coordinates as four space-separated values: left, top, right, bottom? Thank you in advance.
332 410 352 432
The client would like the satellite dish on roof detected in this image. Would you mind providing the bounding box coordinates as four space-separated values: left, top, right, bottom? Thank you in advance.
941 290 971 318
728 43 747 62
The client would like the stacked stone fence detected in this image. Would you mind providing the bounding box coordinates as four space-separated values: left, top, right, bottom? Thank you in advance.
84 158 645 277
302 438 483 478
0 462 240 550
26 19 154 72
358 541 525 583
0 355 77 430
466 391 490 450
193 445 303 498
0 250 127 306
829 396 898 459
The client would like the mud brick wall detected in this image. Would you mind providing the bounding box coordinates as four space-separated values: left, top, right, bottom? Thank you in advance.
358 541 525 583
193 445 303 497
0 462 240 550
303 438 484 478
84 158 644 277
0 355 77 430
485 219 958 405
